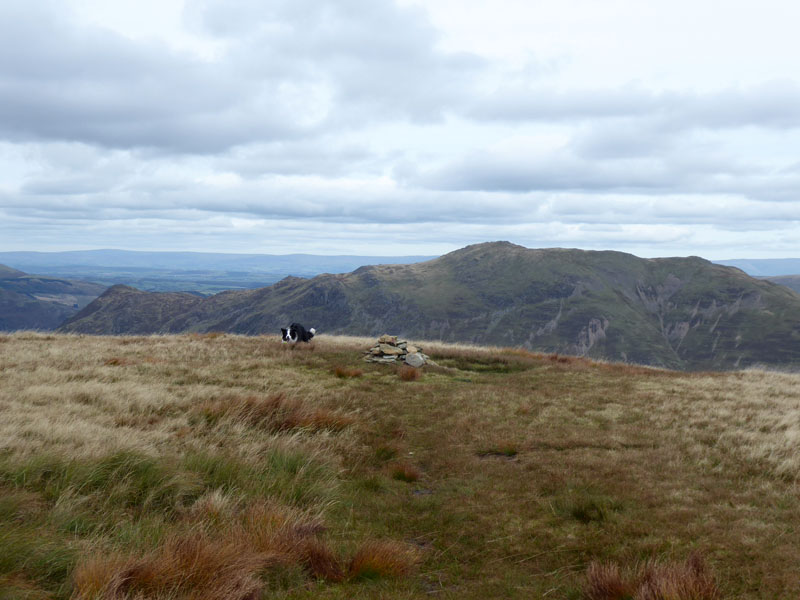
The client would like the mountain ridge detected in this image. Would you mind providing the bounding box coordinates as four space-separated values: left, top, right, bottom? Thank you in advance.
0 265 107 331
59 242 800 370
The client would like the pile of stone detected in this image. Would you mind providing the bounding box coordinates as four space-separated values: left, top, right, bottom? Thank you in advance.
364 334 431 367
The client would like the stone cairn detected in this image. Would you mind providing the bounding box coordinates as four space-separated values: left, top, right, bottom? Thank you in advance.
364 334 431 367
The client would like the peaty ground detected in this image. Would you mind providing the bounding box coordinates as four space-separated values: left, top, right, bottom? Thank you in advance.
0 332 799 599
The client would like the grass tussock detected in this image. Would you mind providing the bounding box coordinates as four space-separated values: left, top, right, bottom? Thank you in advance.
198 392 355 432
549 352 574 364
73 534 264 600
388 462 420 483
333 365 364 378
102 356 135 367
396 365 422 381
584 553 720 600
188 331 226 341
476 441 519 458
347 540 420 581
0 450 204 515
553 487 622 524
74 502 422 598
374 444 399 462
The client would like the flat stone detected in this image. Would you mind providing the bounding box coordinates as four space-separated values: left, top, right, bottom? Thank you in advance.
405 345 418 354
379 343 405 355
365 355 396 363
405 352 425 368
378 334 398 345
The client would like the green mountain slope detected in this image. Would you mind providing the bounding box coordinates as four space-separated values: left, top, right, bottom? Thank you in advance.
59 243 800 370
0 265 107 331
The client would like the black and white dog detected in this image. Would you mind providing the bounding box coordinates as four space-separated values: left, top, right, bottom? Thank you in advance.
281 322 316 343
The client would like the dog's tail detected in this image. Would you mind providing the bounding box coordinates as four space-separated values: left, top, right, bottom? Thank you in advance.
310 328 316 335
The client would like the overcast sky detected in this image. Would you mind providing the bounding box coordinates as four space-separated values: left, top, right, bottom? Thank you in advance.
1 0 799 259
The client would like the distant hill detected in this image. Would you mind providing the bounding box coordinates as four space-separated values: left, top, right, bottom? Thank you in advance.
0 265 106 331
59 242 800 370
712 260 800 294
766 275 800 294
0 250 436 294
715 258 800 277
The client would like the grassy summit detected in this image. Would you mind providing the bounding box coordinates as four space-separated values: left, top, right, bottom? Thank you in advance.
1 332 799 598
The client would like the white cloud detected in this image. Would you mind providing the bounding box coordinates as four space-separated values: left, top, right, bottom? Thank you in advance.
0 0 798 260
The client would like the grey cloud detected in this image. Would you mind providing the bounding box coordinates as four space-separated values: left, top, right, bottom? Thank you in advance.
217 140 380 178
469 81 800 132
0 0 484 154
416 151 675 193
7 171 796 230
410 140 800 208
469 87 661 122
4 174 544 225
570 120 677 159
0 3 269 151
193 0 484 123
22 177 112 196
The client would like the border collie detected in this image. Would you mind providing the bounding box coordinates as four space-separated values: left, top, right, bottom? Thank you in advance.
281 322 316 343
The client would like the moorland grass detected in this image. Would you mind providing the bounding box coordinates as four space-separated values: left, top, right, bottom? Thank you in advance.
1 332 800 598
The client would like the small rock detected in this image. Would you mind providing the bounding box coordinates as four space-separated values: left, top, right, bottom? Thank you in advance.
379 343 405 355
406 345 418 354
405 352 425 368
378 334 398 345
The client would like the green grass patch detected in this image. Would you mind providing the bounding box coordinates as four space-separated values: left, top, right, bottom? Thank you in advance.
183 448 334 506
0 525 76 600
476 442 519 458
0 451 204 515
551 486 623 524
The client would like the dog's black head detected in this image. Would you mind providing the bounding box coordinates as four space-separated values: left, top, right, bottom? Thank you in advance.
281 323 315 343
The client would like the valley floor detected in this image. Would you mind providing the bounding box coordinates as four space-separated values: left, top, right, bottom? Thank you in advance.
1 332 799 598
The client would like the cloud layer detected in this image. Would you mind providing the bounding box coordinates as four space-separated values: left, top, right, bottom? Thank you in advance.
0 0 798 259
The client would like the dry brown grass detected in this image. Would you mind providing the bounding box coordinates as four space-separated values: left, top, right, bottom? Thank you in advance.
197 392 355 432
333 365 364 378
584 553 719 600
73 500 347 598
74 502 423 598
635 369 800 479
4 332 800 598
347 540 420 581
387 461 420 483
396 365 422 381
73 534 265 600
102 356 135 366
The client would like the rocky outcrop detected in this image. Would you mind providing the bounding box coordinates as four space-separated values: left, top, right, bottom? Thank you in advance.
364 334 432 367
572 317 609 356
